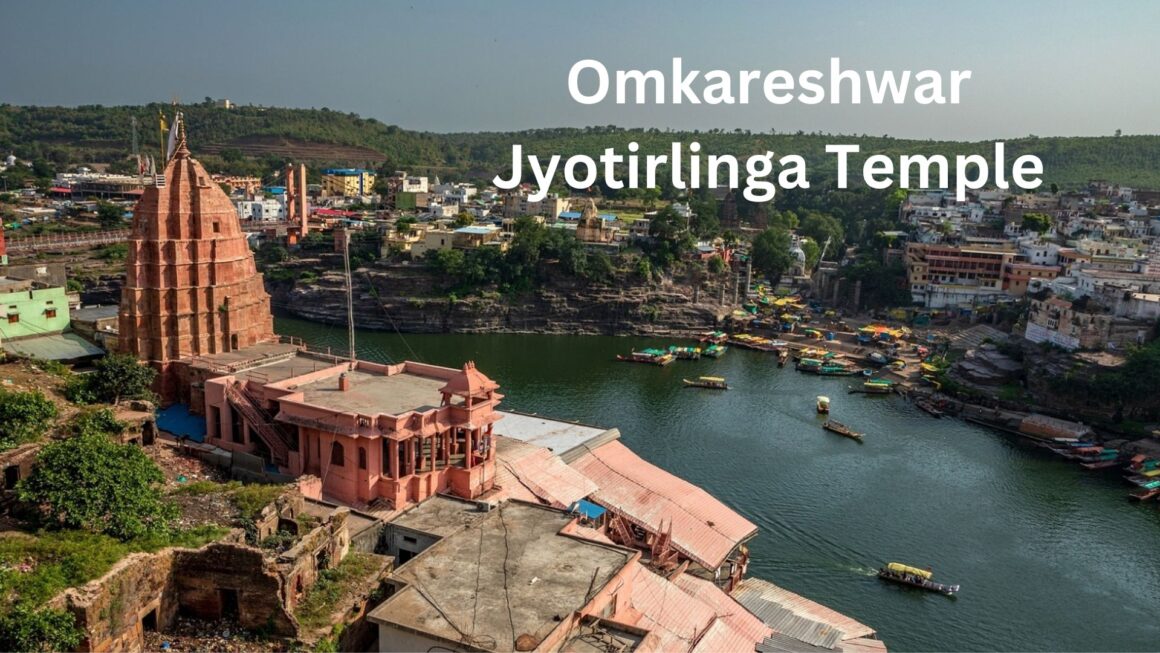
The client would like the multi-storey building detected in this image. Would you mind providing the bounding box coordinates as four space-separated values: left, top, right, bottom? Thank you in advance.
321 168 375 197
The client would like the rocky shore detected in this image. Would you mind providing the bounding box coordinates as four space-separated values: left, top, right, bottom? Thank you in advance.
271 265 732 336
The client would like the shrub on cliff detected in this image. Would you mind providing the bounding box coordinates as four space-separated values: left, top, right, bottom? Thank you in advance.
0 604 81 653
19 428 176 540
64 352 157 405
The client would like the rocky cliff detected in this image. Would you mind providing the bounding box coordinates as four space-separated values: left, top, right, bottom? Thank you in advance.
271 264 731 336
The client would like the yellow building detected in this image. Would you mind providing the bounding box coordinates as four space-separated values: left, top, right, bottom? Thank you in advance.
321 168 376 197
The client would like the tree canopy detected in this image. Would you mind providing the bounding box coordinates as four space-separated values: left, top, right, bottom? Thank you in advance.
750 228 793 280
0 389 58 451
19 410 175 540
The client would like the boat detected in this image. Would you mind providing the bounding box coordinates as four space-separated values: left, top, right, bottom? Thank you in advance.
868 351 889 365
863 379 894 394
684 376 729 390
1129 487 1160 502
915 398 944 418
796 358 824 372
819 364 857 376
816 396 830 414
668 345 702 360
822 420 863 441
877 562 960 596
778 349 789 367
702 344 728 358
1081 460 1120 470
698 330 728 344
616 348 675 366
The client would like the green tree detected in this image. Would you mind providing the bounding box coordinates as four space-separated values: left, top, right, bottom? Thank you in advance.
96 202 124 228
798 211 844 249
18 430 176 540
1022 212 1053 234
395 216 416 235
750 228 793 280
801 239 821 270
454 212 475 227
0 389 58 451
84 353 158 405
707 255 727 275
0 604 82 653
256 241 289 265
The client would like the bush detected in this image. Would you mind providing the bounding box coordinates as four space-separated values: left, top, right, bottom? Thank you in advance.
0 389 58 451
19 432 176 540
67 353 157 405
0 604 81 652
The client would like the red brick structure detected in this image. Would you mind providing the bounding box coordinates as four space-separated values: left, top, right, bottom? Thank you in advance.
119 123 276 403
0 218 7 266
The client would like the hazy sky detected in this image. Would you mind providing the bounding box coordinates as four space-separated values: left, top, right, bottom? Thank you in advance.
2 0 1157 140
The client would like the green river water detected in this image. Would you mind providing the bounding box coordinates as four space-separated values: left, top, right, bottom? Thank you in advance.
275 316 1160 652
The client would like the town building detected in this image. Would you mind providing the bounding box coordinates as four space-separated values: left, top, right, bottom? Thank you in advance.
321 168 375 197
906 242 1019 308
1023 290 1152 351
574 199 617 244
502 191 570 220
50 171 152 200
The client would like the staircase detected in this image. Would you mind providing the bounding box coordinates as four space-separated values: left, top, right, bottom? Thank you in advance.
225 381 295 467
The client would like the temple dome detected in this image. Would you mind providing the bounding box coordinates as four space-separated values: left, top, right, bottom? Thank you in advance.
440 361 500 397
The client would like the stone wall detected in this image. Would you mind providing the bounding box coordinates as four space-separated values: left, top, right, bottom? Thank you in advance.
171 543 297 636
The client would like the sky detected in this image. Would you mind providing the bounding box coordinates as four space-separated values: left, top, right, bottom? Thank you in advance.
1 0 1157 140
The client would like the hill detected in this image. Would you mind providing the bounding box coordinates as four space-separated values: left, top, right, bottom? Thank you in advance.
3 102 1160 188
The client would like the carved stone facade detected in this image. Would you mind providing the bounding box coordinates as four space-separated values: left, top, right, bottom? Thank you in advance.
118 125 276 403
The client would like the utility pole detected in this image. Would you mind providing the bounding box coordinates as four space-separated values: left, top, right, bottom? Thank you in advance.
343 232 356 367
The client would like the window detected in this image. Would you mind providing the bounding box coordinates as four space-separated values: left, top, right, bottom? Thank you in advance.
330 441 345 466
45 308 57 319
358 446 367 470
213 222 221 233
7 314 18 324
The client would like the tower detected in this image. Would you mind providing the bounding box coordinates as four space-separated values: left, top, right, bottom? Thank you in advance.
0 219 7 267
118 118 276 403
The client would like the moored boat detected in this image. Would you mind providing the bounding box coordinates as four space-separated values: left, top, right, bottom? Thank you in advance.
778 349 789 367
1129 487 1160 502
877 562 960 596
796 358 824 372
684 376 729 390
668 345 702 360
702 344 727 358
822 419 863 441
816 395 830 414
616 348 675 366
915 398 944 418
863 379 894 394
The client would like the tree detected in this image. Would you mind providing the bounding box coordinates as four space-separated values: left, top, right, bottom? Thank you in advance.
801 239 821 270
256 241 289 265
454 212 475 227
798 211 844 249
82 353 158 405
0 389 58 451
96 201 124 228
707 255 727 275
1022 212 1053 234
18 428 176 540
1050 182 1059 195
750 228 793 280
395 216 416 235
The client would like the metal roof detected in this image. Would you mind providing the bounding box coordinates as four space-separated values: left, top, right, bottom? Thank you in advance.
1 332 103 361
570 440 757 570
733 578 878 651
493 436 598 508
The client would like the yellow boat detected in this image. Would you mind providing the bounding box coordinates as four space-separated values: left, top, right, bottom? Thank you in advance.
886 563 932 580
683 376 729 390
878 562 960 595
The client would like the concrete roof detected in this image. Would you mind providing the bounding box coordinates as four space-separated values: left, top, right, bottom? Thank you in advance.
70 304 119 322
493 411 615 461
734 577 880 651
1 332 103 361
368 502 633 650
389 494 490 538
296 368 446 416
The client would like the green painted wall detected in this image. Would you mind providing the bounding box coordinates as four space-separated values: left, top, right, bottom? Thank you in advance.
0 286 70 340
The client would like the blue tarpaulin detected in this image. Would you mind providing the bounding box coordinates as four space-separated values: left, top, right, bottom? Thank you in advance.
570 499 607 520
156 404 207 442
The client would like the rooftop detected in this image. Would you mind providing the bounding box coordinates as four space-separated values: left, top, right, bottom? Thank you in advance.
70 304 119 322
389 493 490 538
368 502 633 650
493 411 615 461
1 332 103 361
296 368 446 416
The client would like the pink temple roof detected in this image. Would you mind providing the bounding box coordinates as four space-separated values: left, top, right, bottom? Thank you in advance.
439 360 500 397
493 436 598 508
624 563 768 653
570 440 757 569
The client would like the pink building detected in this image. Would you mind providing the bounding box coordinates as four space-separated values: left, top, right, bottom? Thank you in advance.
201 357 502 509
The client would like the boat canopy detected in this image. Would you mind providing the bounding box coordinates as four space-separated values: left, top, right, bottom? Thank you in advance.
817 396 830 403
886 562 932 580
699 376 725 382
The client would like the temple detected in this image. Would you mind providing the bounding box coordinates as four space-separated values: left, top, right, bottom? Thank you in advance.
118 119 277 403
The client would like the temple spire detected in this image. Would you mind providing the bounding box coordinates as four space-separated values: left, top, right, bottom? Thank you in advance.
173 112 189 159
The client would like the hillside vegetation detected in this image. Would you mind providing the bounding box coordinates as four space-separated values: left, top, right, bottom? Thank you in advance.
3 102 1160 187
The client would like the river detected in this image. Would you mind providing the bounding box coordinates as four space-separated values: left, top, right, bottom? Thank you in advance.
276 316 1160 652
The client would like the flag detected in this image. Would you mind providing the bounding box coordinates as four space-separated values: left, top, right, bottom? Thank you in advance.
165 111 179 161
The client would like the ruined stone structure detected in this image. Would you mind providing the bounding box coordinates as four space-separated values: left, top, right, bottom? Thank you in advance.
576 198 615 244
118 121 277 403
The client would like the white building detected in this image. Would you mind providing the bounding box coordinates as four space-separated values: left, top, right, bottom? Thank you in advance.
236 198 286 222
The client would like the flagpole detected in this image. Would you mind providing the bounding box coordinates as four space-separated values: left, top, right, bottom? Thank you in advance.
158 110 166 162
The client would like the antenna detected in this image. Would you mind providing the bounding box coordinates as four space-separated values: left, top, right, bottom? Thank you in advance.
343 230 356 368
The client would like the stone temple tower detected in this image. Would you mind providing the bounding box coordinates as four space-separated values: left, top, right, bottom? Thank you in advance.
119 118 276 402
